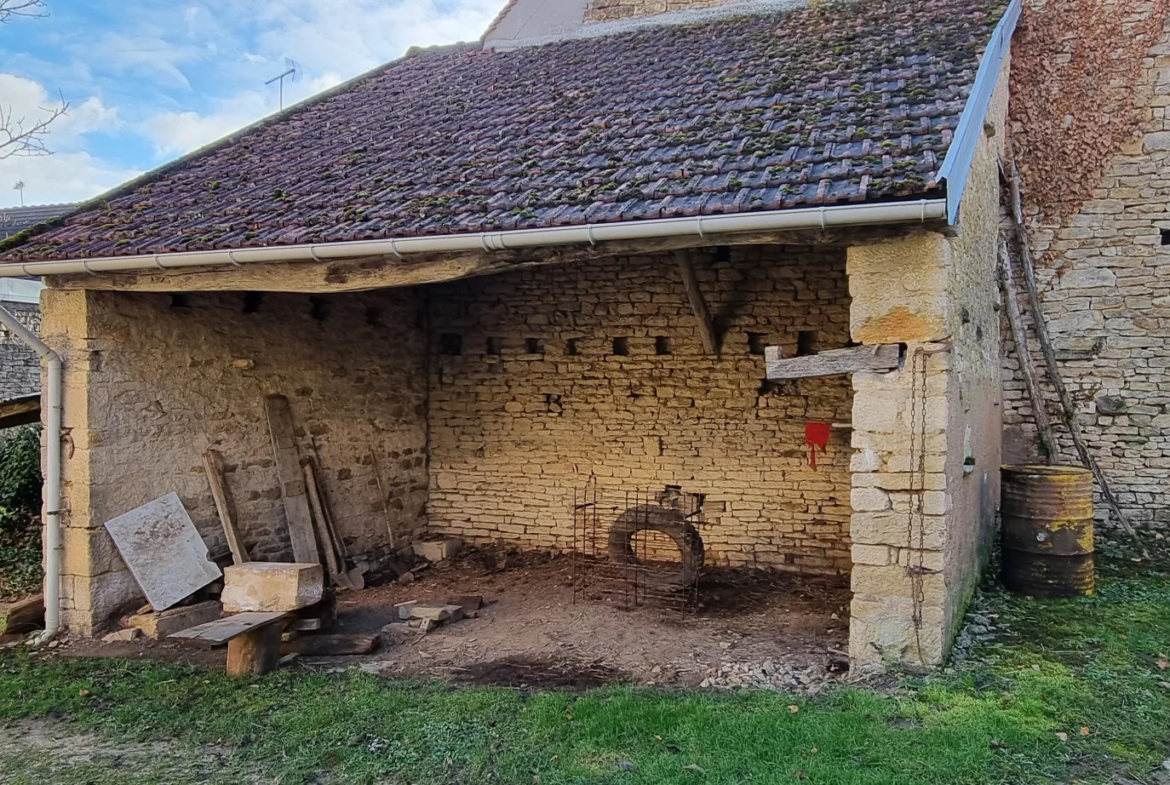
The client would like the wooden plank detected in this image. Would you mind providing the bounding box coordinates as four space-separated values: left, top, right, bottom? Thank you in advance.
226 623 283 676
0 394 40 430
674 249 718 355
303 462 353 590
280 633 379 657
765 344 901 380
203 450 250 565
169 611 288 647
263 395 320 565
42 227 923 294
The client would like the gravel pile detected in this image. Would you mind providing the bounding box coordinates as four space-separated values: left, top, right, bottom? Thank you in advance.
698 658 844 693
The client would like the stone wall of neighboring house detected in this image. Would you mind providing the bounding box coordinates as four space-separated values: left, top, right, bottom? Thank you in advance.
1005 4 1170 533
0 300 41 400
584 0 737 22
42 288 429 634
427 246 856 575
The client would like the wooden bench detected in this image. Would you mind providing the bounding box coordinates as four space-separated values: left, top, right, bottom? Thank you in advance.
169 611 288 676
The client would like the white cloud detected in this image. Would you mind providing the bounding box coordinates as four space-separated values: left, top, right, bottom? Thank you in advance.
0 73 135 206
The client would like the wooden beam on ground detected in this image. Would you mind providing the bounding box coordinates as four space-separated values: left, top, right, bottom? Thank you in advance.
765 344 901 380
40 225 924 294
0 394 40 430
263 395 320 565
203 450 250 565
674 249 718 355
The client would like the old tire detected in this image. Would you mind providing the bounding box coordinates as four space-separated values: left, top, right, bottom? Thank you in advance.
607 505 705 588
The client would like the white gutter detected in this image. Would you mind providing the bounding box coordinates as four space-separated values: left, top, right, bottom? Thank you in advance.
0 199 947 279
0 305 62 645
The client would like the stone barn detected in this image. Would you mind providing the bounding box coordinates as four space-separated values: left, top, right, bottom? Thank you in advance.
0 0 1018 668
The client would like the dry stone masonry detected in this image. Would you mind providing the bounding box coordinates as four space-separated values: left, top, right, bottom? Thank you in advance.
584 0 738 21
0 300 41 400
1005 10 1170 533
41 288 429 634
427 246 855 575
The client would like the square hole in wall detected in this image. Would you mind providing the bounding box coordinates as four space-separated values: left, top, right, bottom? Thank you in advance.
242 292 263 314
747 332 767 355
309 296 331 322
1161 228 1170 245
440 333 463 356
525 337 544 354
565 338 580 356
796 330 818 356
486 337 503 355
170 293 190 309
655 336 672 355
612 337 630 356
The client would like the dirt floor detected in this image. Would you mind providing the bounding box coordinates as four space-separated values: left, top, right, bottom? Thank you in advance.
52 549 852 692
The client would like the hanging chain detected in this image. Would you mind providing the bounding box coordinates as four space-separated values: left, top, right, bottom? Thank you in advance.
906 347 928 660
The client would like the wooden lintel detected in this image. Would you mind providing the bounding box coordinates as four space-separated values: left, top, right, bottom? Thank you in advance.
0 394 40 430
674 249 718 356
40 225 919 294
765 344 901 380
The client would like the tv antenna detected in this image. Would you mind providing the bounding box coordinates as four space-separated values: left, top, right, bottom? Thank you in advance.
265 58 300 111
13 180 25 207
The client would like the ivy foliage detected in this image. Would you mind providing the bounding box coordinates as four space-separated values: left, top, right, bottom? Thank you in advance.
0 426 42 599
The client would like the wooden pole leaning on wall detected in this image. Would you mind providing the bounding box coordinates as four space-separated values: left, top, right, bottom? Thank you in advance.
1001 156 1147 556
997 237 1058 462
674 249 719 356
203 449 250 565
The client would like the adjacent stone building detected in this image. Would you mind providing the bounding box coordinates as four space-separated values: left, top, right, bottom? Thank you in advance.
1003 0 1170 533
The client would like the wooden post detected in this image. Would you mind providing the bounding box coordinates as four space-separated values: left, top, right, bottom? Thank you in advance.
674 249 718 356
226 623 283 676
263 395 321 565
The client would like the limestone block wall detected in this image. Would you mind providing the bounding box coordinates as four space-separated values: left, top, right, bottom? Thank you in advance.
427 246 855 574
585 0 740 21
0 300 41 400
1003 15 1170 533
41 288 428 634
848 57 1007 666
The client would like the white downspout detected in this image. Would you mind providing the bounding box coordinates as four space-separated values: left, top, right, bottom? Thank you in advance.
0 304 62 644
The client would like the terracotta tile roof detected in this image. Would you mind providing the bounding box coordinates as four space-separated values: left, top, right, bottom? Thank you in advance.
2 0 1006 263
0 203 75 239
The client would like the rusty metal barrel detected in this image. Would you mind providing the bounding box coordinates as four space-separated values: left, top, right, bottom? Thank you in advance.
1001 465 1095 598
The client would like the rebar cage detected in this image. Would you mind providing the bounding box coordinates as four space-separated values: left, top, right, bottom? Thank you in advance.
572 476 709 610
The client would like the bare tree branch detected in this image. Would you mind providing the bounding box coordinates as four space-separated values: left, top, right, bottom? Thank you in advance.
0 1 66 158
0 91 69 159
0 0 47 23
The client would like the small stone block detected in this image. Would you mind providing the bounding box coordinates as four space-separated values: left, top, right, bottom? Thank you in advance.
126 600 221 640
409 604 464 623
102 628 142 643
395 601 418 620
412 538 463 562
450 595 484 613
221 562 324 613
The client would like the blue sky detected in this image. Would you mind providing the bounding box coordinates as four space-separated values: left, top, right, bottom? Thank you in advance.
0 0 506 208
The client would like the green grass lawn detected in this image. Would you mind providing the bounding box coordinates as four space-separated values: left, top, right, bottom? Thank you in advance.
0 550 1167 785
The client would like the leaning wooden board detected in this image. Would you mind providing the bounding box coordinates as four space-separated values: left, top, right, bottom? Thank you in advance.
263 395 320 565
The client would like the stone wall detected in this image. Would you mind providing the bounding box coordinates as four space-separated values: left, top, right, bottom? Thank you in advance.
848 56 1007 666
0 300 41 400
585 0 741 21
42 288 428 634
1004 13 1170 533
427 246 855 575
